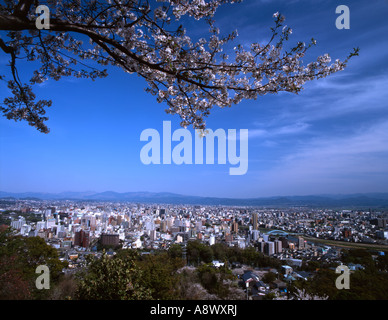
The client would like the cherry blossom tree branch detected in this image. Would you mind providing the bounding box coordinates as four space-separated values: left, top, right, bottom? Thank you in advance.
0 0 358 132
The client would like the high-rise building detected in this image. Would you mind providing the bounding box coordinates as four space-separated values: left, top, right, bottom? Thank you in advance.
225 233 233 242
100 233 120 247
298 237 305 249
279 236 289 249
252 212 258 230
265 241 275 256
150 230 157 241
231 220 239 234
166 217 174 230
189 228 196 238
11 217 25 231
257 240 265 253
145 220 154 231
74 229 90 248
251 229 260 241
46 218 56 229
44 209 52 218
160 220 167 232
342 228 352 238
275 240 283 253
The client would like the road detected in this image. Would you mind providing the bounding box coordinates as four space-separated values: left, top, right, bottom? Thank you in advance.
303 235 388 251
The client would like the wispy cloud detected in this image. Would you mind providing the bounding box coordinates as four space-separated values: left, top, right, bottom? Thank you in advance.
249 122 311 139
253 119 388 195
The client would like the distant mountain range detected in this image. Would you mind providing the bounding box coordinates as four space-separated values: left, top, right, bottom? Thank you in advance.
1 191 388 208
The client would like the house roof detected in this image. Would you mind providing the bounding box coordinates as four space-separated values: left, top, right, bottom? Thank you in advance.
241 271 260 283
273 279 287 288
295 271 312 279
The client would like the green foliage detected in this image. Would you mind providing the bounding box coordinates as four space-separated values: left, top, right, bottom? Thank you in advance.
211 243 228 261
186 240 280 268
187 240 208 265
263 292 277 300
292 266 388 300
226 245 281 269
196 263 234 299
302 260 321 272
49 274 78 300
262 271 277 283
2 227 387 300
0 215 11 225
0 255 31 299
0 228 68 299
0 210 43 225
137 251 185 300
376 254 388 271
291 269 338 299
168 243 183 259
341 249 375 270
75 251 152 300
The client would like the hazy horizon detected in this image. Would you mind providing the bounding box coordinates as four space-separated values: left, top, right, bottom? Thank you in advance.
2 189 388 200
1 0 388 198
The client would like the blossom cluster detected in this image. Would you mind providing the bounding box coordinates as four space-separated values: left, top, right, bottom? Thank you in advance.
0 0 358 132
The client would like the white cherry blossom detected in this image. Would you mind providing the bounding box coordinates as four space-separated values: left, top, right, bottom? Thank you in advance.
0 0 359 133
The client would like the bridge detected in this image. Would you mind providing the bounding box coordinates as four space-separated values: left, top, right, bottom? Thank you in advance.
266 230 289 236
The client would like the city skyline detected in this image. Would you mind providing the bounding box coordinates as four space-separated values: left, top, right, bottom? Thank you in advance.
2 190 388 208
4 195 387 300
1 0 388 198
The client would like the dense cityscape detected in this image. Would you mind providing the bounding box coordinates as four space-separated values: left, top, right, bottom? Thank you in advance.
1 0 388 306
1 197 387 300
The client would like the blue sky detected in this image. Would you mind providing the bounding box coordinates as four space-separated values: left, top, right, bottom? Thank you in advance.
1 0 388 198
